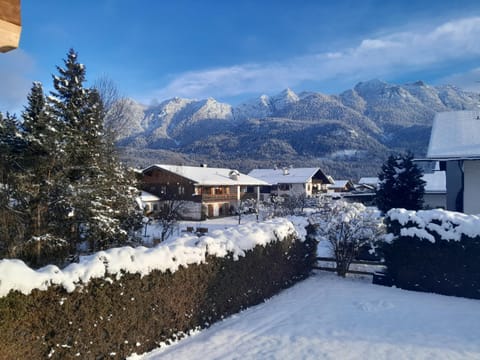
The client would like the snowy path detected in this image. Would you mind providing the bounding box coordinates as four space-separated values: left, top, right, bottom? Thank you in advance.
132 272 480 360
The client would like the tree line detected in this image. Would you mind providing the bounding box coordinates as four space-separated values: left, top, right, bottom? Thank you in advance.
0 49 142 267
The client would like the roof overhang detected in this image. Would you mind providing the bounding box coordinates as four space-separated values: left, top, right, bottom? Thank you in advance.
0 0 21 53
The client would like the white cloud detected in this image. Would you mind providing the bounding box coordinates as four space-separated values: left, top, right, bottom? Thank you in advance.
145 16 480 102
0 49 36 113
437 68 480 92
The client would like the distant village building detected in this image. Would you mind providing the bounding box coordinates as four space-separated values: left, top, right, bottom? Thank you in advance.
248 167 333 198
327 179 355 193
357 177 380 190
137 191 161 215
141 164 267 220
351 170 446 209
426 110 480 214
0 0 21 52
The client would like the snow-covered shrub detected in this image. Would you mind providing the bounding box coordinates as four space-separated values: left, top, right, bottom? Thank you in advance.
310 199 385 277
384 208 480 299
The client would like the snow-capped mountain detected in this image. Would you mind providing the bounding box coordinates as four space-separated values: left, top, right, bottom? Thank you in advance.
121 97 233 148
119 80 479 178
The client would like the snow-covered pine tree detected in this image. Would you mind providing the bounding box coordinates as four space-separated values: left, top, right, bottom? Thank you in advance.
0 112 28 255
375 152 426 213
21 82 69 243
48 49 142 251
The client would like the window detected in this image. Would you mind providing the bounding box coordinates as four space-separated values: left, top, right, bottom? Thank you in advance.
160 186 167 194
178 186 185 195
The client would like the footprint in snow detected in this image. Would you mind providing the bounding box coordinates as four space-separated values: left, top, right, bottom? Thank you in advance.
355 300 395 312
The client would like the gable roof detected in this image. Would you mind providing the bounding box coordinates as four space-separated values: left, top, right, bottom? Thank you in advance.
327 180 353 189
427 111 480 159
142 164 268 186
358 177 379 186
248 167 333 185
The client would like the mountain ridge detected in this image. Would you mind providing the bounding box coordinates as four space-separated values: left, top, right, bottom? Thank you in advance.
118 79 479 179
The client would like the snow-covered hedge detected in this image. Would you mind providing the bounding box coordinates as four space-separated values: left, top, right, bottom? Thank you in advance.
386 208 480 243
0 218 316 359
383 209 480 299
0 218 296 298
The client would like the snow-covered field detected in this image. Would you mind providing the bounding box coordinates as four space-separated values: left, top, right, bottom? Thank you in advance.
131 272 480 360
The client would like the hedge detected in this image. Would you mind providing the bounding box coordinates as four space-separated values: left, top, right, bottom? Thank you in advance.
0 232 316 359
382 209 480 299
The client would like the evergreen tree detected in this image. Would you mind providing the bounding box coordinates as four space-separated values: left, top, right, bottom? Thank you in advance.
21 82 67 240
0 112 28 255
0 49 142 265
376 152 426 213
48 49 142 252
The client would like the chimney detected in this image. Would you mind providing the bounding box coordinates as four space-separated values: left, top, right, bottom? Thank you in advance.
200 164 208 168
229 170 240 180
283 167 289 176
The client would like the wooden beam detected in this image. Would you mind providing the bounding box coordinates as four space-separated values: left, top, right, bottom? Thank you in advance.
0 0 21 53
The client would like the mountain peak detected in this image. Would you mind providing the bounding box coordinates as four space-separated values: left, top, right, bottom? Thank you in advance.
278 88 299 100
354 79 388 92
270 88 299 111
412 80 427 87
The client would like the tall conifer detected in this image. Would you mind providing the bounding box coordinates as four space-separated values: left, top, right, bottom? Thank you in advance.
376 152 426 213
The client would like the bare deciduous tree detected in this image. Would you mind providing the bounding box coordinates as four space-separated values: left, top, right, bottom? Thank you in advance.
94 76 139 143
155 198 186 243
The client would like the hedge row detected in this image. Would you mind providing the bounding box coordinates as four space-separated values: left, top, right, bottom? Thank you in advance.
383 210 480 299
0 233 316 359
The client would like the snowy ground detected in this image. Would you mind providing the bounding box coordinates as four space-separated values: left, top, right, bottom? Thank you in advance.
141 215 260 245
130 272 480 360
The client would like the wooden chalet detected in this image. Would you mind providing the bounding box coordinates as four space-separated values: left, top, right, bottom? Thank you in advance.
141 164 267 220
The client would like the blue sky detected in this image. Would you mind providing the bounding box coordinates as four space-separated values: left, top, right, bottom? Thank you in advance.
2 0 480 112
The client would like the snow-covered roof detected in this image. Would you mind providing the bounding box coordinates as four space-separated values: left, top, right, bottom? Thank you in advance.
327 180 352 189
423 171 446 193
248 167 332 185
143 165 268 186
427 111 480 159
140 191 161 202
358 177 379 186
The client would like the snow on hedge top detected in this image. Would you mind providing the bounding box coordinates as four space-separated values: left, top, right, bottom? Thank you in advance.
427 110 480 159
0 218 297 298
387 208 480 243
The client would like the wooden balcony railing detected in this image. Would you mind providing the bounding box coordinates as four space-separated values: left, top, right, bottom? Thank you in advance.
199 194 239 202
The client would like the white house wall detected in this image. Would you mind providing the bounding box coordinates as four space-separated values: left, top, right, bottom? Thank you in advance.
179 201 202 220
463 160 480 214
423 193 446 209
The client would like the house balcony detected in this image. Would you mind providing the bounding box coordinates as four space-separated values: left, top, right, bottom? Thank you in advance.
193 194 239 203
